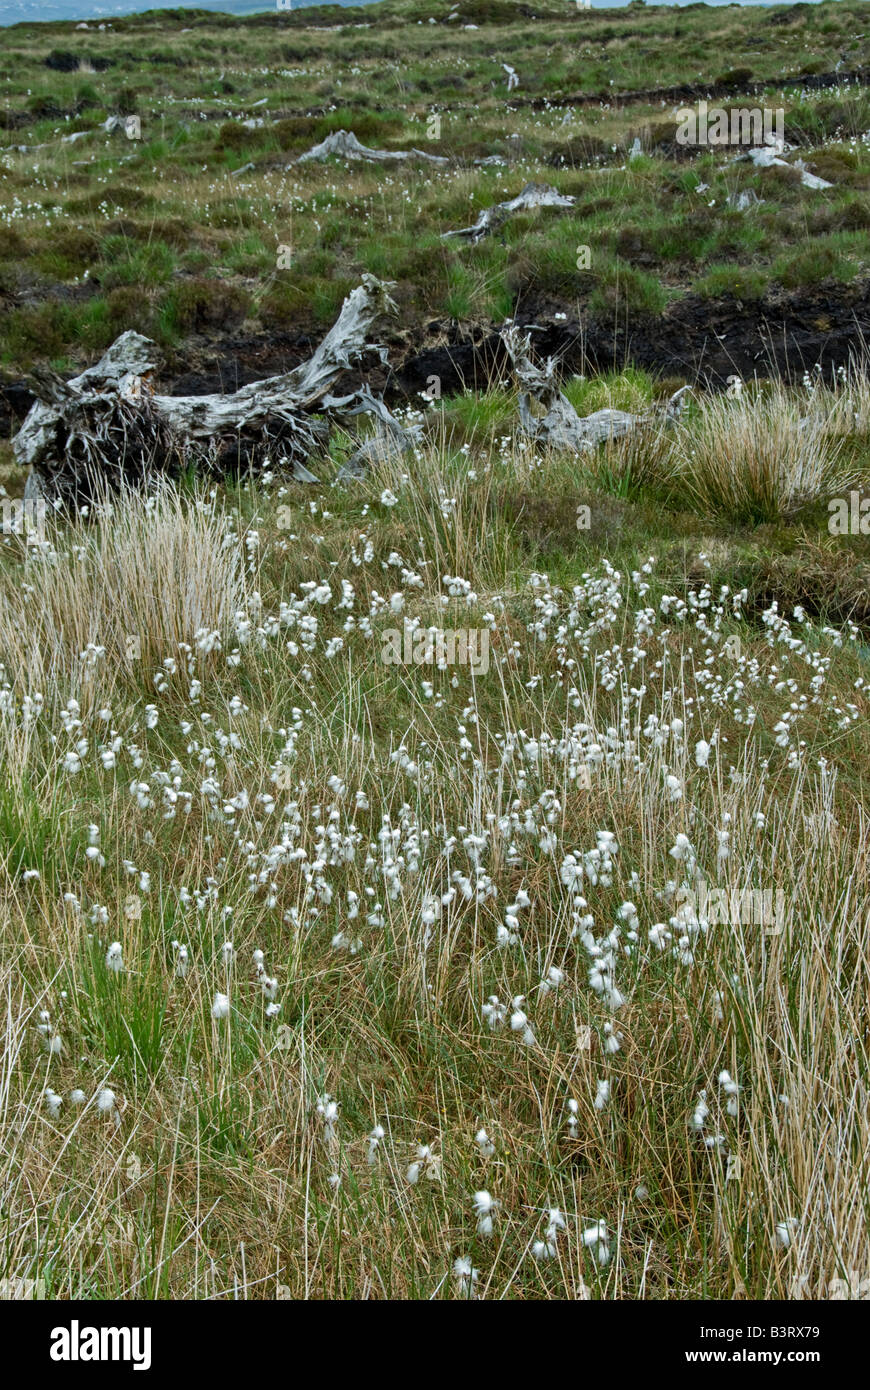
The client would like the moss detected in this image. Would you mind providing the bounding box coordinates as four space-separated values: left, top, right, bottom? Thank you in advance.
33 228 100 278
67 185 153 214
615 224 662 264
804 147 870 190
548 134 610 165
105 285 156 338
259 278 315 329
215 121 260 155
100 240 177 290
715 66 754 85
112 86 141 116
274 110 405 155
1 301 76 363
751 542 870 631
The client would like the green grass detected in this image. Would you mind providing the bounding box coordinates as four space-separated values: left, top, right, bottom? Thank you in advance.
588 260 670 320
773 233 864 289
693 264 769 301
74 936 169 1086
0 0 866 370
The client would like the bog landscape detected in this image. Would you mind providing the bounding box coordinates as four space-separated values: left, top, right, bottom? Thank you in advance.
0 0 868 1302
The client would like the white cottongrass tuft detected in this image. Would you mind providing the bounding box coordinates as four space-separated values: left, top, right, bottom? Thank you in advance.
472 1189 498 1237
105 941 124 973
537 965 564 998
367 1124 385 1165
474 1127 495 1158
718 1069 740 1116
510 997 536 1046
211 992 230 1020
96 1088 116 1116
581 1219 611 1266
406 1144 440 1184
532 1207 567 1261
482 995 506 1029
690 1091 710 1131
452 1256 479 1297
315 1094 339 1144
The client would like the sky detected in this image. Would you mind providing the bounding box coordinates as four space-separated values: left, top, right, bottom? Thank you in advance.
0 0 827 30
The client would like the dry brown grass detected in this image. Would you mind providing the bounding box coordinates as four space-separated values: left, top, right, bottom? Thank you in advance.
0 431 868 1298
0 487 245 705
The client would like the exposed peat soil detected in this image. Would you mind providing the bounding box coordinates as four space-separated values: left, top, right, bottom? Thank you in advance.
4 277 866 437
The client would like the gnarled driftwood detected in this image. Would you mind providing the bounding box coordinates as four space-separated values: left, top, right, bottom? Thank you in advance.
442 182 575 244
293 129 508 170
501 324 689 452
731 144 832 190
295 130 449 166
15 275 416 507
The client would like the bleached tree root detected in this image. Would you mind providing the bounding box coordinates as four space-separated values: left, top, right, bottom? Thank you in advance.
295 130 449 166
292 129 508 170
732 145 832 190
442 183 575 244
15 275 692 508
501 324 690 451
15 275 419 507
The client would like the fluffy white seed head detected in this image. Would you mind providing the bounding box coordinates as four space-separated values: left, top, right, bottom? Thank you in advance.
211 992 230 1020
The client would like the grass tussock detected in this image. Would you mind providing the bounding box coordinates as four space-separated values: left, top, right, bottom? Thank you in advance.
0 488 244 701
672 382 857 524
